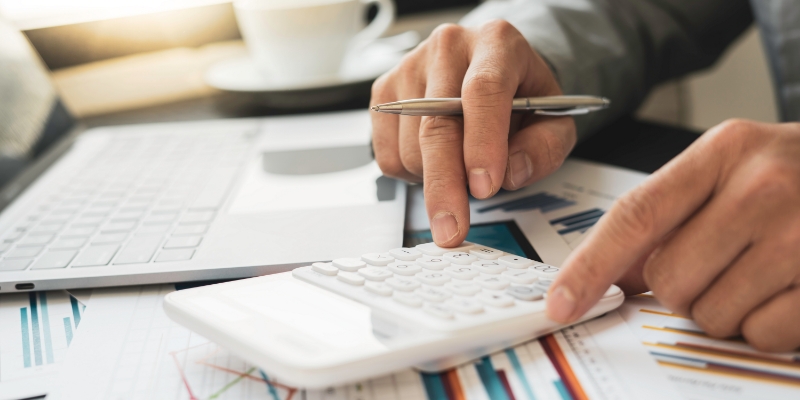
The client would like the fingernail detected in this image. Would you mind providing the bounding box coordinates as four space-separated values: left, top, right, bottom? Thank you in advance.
508 151 532 188
468 168 493 199
431 212 459 244
547 285 577 323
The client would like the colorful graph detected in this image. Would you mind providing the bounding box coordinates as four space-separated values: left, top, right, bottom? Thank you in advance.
477 192 576 214
419 333 587 400
620 295 800 399
18 291 83 369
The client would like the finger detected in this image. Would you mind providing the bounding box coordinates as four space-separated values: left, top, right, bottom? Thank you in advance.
371 72 419 182
546 122 741 323
396 50 428 179
461 20 562 198
418 25 471 246
503 115 576 190
690 240 797 338
639 174 761 316
742 285 800 352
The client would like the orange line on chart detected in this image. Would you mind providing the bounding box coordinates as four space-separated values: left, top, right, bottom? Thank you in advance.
197 360 298 395
642 325 747 343
657 360 800 388
644 342 800 370
639 308 691 319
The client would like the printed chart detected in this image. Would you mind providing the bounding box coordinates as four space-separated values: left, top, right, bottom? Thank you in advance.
0 290 84 400
619 295 800 399
48 284 674 400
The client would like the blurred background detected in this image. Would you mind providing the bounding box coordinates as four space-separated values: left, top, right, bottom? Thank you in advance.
0 0 778 131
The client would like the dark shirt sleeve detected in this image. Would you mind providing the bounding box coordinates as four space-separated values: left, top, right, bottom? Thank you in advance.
461 0 754 138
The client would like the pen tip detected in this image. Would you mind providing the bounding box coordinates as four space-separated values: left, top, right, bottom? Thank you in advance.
370 105 379 112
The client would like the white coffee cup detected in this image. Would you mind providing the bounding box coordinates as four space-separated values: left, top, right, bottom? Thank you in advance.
234 0 395 84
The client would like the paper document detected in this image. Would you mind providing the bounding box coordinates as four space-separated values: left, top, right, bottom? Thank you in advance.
406 159 648 249
0 290 85 400
619 295 800 400
48 284 676 400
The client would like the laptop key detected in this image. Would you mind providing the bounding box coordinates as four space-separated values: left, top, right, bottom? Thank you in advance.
18 234 54 247
114 236 163 264
72 245 120 267
0 242 11 253
92 233 128 244
0 259 33 271
172 224 207 236
163 237 202 249
155 249 195 262
6 246 43 259
31 250 78 270
50 237 88 250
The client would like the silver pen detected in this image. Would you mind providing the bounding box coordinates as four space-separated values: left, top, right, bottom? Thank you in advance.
371 95 610 116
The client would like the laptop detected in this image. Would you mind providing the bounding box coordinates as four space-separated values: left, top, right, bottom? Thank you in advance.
0 19 405 293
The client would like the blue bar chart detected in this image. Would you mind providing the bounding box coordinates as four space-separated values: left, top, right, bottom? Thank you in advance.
0 290 85 397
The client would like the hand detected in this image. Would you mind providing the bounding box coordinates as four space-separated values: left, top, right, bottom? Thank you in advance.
547 119 800 351
370 20 576 246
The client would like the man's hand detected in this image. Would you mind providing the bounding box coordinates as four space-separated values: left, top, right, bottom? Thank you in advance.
547 119 800 351
371 20 576 246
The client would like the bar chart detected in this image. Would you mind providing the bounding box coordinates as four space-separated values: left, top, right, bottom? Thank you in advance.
0 290 84 399
619 295 800 399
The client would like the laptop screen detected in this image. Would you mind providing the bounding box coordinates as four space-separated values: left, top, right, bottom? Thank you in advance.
0 17 74 189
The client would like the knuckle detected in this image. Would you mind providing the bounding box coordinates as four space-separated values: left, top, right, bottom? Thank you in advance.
641 251 680 308
418 116 463 149
738 160 800 205
691 298 737 338
540 130 570 172
398 148 423 176
463 70 508 100
741 319 779 352
479 19 519 39
609 185 660 240
429 23 466 47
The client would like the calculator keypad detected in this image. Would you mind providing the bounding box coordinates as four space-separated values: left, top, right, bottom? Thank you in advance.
293 242 586 332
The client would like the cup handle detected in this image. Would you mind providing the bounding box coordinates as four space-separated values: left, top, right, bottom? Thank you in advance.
349 0 395 52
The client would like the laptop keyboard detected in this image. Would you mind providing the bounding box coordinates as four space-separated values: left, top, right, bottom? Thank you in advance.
0 129 253 272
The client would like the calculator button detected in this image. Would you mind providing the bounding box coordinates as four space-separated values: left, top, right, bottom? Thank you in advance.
498 255 535 269
529 263 561 278
415 271 450 286
311 262 338 276
365 282 393 296
332 258 366 272
386 277 421 292
534 278 554 291
501 270 539 284
472 260 506 274
393 292 423 307
416 241 474 256
477 292 515 308
416 256 450 270
443 252 478 265
506 286 544 301
415 287 452 302
388 262 422 276
446 298 483 314
337 272 365 286
362 252 394 266
389 248 423 261
423 304 455 319
469 247 504 260
603 285 622 298
358 267 392 281
444 281 481 296
475 275 510 290
444 265 480 280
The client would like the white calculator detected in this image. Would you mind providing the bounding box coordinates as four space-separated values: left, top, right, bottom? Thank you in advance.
164 239 624 388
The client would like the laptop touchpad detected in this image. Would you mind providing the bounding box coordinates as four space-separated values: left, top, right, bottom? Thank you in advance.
262 145 372 175
227 145 395 214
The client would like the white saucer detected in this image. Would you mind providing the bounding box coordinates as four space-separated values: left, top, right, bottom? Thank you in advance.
205 32 419 93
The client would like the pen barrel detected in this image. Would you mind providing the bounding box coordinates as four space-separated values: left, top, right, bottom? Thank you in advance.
398 98 462 116
513 95 609 110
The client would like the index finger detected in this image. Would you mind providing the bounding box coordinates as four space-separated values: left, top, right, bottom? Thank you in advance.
546 126 733 323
